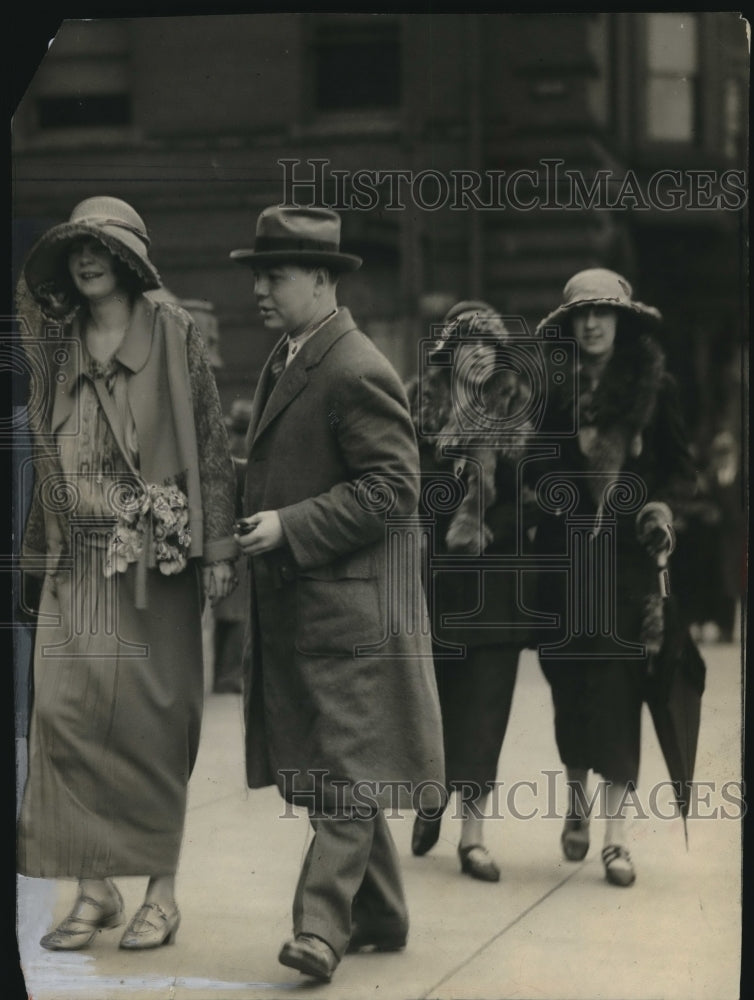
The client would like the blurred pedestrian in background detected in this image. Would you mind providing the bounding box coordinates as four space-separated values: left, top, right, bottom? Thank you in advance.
16 196 237 950
212 398 254 694
408 301 536 882
530 269 697 887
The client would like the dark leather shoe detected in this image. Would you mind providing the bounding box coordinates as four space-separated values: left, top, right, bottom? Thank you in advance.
411 815 442 856
561 817 590 861
347 923 407 953
458 844 501 882
278 934 339 982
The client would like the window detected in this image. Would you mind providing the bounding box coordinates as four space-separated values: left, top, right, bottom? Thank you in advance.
37 94 132 129
313 19 401 112
645 13 699 142
28 20 133 136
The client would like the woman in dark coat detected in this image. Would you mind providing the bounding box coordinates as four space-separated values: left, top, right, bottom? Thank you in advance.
17 196 237 949
530 269 697 887
409 301 536 881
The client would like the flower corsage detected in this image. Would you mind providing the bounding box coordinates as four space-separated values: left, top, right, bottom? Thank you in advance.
105 480 192 579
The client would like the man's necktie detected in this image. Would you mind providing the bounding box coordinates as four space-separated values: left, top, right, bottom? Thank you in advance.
266 339 288 395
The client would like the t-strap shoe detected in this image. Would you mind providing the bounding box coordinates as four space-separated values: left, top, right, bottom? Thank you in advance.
601 844 636 887
40 881 124 951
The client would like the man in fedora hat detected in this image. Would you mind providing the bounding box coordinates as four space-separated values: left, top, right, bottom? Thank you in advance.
230 206 444 982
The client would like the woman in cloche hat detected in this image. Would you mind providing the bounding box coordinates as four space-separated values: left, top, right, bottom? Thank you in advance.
407 301 537 882
530 268 697 887
17 197 238 949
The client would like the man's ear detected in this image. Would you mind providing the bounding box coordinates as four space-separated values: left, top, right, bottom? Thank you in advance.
312 267 334 294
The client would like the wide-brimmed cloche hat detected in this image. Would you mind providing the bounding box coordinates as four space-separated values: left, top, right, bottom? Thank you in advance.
23 197 162 315
536 268 661 332
229 206 362 273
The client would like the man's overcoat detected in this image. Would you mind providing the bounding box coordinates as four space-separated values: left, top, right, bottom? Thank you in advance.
242 308 444 809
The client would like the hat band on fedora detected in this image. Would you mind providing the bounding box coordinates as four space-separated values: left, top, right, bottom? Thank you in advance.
254 236 341 254
73 215 151 246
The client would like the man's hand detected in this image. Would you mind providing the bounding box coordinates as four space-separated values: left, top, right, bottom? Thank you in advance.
203 561 237 606
235 511 284 555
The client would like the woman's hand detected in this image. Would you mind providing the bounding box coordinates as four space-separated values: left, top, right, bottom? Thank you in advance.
203 561 237 606
636 502 676 561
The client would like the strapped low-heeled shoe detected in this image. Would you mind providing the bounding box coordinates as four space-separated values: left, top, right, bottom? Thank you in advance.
119 902 181 949
601 844 636 887
40 880 124 951
411 814 442 857
561 817 590 861
458 844 501 882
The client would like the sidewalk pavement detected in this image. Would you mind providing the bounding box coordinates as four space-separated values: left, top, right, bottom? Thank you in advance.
17 643 744 1000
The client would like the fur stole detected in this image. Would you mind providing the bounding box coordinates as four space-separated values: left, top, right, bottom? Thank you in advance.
413 338 533 554
575 333 666 506
571 332 667 652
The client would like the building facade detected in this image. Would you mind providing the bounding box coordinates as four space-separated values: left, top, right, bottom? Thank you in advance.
12 12 749 452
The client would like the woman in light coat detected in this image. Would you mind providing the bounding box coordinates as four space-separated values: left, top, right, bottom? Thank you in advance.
17 196 237 949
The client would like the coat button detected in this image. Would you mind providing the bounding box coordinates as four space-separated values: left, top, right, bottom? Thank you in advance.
280 564 295 581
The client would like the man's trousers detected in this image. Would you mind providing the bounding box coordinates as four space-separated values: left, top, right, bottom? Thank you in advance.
292 810 408 958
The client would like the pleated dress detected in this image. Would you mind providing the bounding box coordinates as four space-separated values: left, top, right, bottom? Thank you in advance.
17 354 204 878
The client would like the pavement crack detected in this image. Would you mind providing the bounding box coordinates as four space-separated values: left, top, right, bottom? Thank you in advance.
420 866 584 999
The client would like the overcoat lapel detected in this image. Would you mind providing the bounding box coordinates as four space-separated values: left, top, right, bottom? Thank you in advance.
247 309 358 449
245 332 287 451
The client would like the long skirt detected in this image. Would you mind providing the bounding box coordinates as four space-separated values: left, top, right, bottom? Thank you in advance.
540 658 645 785
434 644 520 801
17 543 204 878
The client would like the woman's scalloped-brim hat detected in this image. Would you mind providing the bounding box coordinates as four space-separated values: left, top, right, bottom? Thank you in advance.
23 196 162 307
536 268 662 332
229 205 362 272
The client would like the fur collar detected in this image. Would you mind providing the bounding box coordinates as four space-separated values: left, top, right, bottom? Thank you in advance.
554 334 667 504
409 341 533 553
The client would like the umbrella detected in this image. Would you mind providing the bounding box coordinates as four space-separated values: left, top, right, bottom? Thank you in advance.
645 554 707 845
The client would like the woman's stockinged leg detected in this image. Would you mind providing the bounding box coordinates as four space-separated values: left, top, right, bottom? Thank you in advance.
604 781 629 847
565 767 590 819
459 792 490 850
118 874 181 949
601 780 637 887
144 874 177 910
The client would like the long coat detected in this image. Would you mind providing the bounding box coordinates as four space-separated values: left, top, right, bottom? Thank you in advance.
16 290 236 877
529 332 698 783
417 440 535 650
241 308 444 810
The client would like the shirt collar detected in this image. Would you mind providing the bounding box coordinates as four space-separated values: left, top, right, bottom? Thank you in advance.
285 308 339 364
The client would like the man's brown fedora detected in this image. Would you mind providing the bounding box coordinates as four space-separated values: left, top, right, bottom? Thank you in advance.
230 206 362 272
